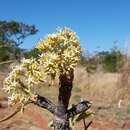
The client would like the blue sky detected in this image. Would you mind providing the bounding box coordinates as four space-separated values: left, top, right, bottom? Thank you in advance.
0 0 130 53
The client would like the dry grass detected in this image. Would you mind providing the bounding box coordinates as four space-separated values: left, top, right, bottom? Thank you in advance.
74 66 119 102
72 65 130 120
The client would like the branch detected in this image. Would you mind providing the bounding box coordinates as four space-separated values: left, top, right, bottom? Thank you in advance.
83 119 93 130
0 102 31 123
0 60 15 65
35 95 56 114
67 101 91 118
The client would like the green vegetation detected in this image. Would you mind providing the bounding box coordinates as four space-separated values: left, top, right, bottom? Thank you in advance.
0 20 38 61
24 48 41 58
101 48 124 72
127 104 130 113
80 46 124 73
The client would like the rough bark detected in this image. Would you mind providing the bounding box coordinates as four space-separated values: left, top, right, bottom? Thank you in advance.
53 71 74 130
58 71 74 112
67 101 91 118
35 95 56 114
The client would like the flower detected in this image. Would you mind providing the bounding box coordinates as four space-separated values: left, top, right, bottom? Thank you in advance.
3 27 81 107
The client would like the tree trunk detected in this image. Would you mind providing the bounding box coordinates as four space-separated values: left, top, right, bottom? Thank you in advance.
53 71 74 130
35 70 91 130
53 115 70 130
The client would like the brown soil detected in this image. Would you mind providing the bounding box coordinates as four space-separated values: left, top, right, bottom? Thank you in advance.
0 99 51 130
0 98 130 130
75 119 130 130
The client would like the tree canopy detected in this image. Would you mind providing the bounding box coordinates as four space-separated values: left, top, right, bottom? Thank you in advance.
0 20 38 61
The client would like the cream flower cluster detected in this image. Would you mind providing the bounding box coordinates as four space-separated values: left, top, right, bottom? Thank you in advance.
3 28 81 106
3 58 44 106
36 28 81 75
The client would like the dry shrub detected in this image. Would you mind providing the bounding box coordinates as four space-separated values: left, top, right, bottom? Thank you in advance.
74 66 120 104
118 59 130 89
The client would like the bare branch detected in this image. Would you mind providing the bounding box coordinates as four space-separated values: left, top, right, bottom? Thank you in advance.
67 101 91 118
35 95 56 114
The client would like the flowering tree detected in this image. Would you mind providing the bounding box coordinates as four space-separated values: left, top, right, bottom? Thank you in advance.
3 28 91 130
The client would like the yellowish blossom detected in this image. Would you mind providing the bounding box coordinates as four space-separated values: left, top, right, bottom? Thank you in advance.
3 28 81 107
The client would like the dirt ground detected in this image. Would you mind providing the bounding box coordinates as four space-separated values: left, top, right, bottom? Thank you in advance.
0 101 130 130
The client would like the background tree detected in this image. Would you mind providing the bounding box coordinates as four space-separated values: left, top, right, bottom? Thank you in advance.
98 47 124 72
0 20 38 61
24 48 41 59
80 45 124 73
